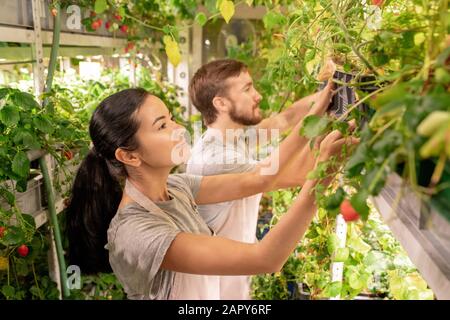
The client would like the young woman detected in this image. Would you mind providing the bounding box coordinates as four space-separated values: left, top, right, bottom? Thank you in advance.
66 88 357 300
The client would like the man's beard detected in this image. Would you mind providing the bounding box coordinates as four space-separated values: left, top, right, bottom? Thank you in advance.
229 103 262 126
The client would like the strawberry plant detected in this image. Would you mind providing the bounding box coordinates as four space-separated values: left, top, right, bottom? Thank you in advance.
244 0 448 299
253 189 434 299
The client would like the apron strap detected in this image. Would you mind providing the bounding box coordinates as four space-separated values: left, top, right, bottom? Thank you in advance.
124 178 215 236
124 179 165 215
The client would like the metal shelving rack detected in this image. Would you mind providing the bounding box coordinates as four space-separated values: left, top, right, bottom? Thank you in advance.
0 0 127 298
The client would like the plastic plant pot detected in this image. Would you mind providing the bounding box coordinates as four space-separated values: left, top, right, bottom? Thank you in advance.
294 282 312 300
319 71 381 127
0 173 44 215
320 70 356 118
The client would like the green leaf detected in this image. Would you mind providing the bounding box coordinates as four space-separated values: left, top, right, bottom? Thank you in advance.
436 46 450 67
33 116 54 134
307 161 328 180
362 168 387 196
94 0 108 14
299 115 331 139
0 88 9 100
15 179 28 193
401 31 415 49
205 0 218 14
117 6 125 17
219 0 235 24
334 247 349 262
2 226 25 246
0 105 20 126
13 129 40 149
363 251 388 272
347 237 371 254
349 271 366 290
373 83 407 110
333 43 351 54
434 68 450 85
1 285 15 298
263 11 286 31
12 91 40 110
332 121 350 135
0 187 15 205
58 98 74 113
30 286 42 298
323 187 345 211
324 281 342 297
327 234 339 255
0 146 8 157
344 144 369 177
388 270 406 299
22 213 36 231
12 151 30 178
350 190 370 220
15 260 29 276
195 12 208 27
117 7 126 17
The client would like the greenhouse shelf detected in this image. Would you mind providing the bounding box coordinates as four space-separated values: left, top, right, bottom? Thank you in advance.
0 25 126 48
33 197 65 229
371 173 450 300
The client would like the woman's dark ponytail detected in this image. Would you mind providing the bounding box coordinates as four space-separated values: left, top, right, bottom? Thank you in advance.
66 149 121 273
66 88 149 274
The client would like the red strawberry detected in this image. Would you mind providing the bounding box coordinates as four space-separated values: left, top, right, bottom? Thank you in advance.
0 226 6 238
125 42 135 53
91 20 100 30
17 245 29 257
340 199 360 222
63 150 73 160
372 0 383 6
114 14 123 21
120 25 128 33
105 21 111 30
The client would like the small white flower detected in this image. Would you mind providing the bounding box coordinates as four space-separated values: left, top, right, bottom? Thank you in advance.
365 5 383 30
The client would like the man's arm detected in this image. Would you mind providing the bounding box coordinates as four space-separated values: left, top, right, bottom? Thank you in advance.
257 91 322 134
253 81 338 190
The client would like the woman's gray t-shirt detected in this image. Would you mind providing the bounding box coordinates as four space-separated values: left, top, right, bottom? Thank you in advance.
106 174 214 299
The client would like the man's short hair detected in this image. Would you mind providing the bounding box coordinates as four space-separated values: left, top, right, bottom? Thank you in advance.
189 59 248 125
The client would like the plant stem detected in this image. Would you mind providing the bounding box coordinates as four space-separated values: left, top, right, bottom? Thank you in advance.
288 3 332 50
430 152 447 187
368 155 393 194
43 3 61 113
31 261 44 300
368 118 398 146
336 86 386 122
123 13 164 32
331 1 379 75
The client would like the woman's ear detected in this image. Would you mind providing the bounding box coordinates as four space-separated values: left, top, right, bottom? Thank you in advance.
115 148 141 167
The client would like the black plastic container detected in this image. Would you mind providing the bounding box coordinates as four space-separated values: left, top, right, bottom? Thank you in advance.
320 71 379 123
